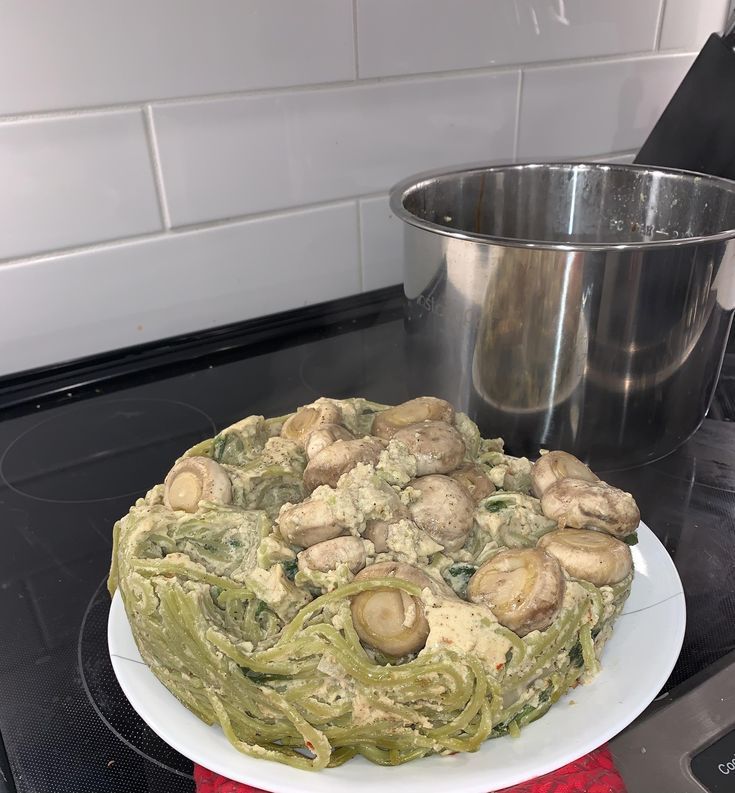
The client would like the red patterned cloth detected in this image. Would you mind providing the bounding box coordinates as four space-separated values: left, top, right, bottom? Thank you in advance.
194 745 626 793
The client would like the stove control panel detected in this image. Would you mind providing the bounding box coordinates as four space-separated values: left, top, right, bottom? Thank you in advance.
610 650 735 793
691 728 735 793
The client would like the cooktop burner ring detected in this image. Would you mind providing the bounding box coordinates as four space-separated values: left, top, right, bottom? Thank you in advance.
0 397 217 504
78 578 194 780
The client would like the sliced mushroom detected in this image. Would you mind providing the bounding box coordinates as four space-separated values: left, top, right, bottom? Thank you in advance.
302 437 385 491
531 451 599 498
280 399 342 445
372 397 455 440
277 499 348 548
408 474 474 551
467 548 565 636
540 478 640 539
297 536 367 574
304 423 355 460
392 421 465 476
163 457 232 513
538 528 633 586
350 562 447 657
450 463 496 502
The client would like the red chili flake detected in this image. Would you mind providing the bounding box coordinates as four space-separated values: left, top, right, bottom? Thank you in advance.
305 741 314 751
496 662 505 670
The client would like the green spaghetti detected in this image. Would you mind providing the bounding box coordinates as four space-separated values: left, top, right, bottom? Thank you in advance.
109 396 635 769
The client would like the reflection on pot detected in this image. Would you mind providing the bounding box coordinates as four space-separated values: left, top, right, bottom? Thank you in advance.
472 248 587 413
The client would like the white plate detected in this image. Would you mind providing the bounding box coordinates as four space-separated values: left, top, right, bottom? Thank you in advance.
109 521 685 793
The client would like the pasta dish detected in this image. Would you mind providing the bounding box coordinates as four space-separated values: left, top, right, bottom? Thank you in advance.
108 396 638 769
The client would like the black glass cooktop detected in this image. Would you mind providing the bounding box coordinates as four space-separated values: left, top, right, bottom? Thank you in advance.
0 286 733 793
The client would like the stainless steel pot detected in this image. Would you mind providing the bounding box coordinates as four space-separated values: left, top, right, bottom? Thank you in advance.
389 162 735 467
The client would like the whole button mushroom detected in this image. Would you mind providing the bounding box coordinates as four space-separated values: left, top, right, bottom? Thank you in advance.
297 536 367 575
362 521 389 553
302 437 385 492
450 463 496 502
304 424 355 460
278 500 348 548
538 528 633 586
531 450 599 498
362 503 410 553
467 548 565 636
408 474 474 551
281 399 343 445
350 562 451 657
372 397 455 440
540 478 640 539
392 421 465 476
163 457 232 513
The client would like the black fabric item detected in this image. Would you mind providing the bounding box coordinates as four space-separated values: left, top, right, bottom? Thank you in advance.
635 34 735 180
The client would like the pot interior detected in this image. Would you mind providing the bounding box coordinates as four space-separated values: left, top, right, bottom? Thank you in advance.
398 163 735 247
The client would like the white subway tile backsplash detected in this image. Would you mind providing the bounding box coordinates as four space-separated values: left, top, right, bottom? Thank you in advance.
0 0 718 376
660 0 729 51
357 0 661 78
518 54 694 159
0 204 359 376
152 72 519 227
0 111 161 260
0 0 354 116
359 196 403 291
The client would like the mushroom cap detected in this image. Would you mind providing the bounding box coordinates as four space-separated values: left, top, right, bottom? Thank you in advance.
540 478 640 538
297 536 367 574
163 456 232 513
362 503 410 553
467 548 565 636
408 474 474 551
538 528 633 586
531 451 599 498
281 400 342 445
304 423 355 460
350 561 447 657
392 421 466 476
302 437 385 492
450 463 496 502
277 499 347 547
372 397 455 440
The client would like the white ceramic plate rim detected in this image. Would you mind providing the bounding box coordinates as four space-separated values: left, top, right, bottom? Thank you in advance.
109 521 685 793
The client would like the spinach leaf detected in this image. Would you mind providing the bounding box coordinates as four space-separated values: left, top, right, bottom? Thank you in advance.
282 559 298 581
442 563 477 597
569 640 584 668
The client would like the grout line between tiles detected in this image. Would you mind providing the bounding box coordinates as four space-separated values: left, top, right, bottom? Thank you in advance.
351 0 360 79
513 71 524 162
0 141 638 270
142 105 172 229
0 193 388 268
653 0 668 50
355 200 364 292
0 50 699 125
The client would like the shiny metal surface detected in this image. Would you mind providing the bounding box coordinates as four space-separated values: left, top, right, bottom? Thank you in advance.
390 162 735 466
609 649 735 793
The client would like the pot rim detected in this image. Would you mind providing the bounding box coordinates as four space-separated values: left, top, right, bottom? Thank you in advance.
388 161 735 251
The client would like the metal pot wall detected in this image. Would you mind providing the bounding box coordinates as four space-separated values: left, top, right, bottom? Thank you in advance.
390 162 735 467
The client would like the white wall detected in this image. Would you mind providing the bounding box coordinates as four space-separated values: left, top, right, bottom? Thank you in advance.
0 0 729 377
